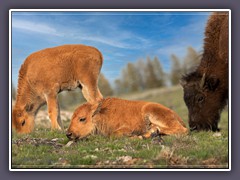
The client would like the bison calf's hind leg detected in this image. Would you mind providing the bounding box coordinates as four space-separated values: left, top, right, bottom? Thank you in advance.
45 94 64 131
57 101 64 130
82 85 103 104
81 82 103 104
145 105 188 135
151 118 188 135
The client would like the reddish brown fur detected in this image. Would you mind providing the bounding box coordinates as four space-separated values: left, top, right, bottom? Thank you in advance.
13 44 103 133
181 12 229 131
67 97 188 140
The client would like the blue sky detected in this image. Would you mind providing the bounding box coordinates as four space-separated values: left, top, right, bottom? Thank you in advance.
11 11 210 86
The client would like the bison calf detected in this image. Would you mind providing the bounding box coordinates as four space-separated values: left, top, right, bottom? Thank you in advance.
66 97 188 140
13 44 103 134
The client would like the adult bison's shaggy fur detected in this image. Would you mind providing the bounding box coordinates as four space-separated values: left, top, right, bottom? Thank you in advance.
66 97 188 140
13 44 103 134
181 12 229 131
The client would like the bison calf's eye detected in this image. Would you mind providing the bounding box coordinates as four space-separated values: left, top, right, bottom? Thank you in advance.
21 120 26 126
79 117 86 122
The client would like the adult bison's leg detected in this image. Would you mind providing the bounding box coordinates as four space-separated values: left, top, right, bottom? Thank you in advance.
45 92 63 131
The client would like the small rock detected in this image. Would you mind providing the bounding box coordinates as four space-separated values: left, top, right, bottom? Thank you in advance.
54 158 69 166
213 132 222 137
158 146 173 159
84 155 98 159
104 160 110 164
51 138 59 142
117 156 132 163
65 141 74 147
117 148 126 152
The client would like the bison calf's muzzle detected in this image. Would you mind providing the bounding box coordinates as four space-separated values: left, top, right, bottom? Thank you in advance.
66 132 73 140
66 131 81 141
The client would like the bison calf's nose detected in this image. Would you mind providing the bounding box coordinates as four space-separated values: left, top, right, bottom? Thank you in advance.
66 132 72 139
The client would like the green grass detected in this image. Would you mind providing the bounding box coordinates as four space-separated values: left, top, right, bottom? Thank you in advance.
11 85 229 169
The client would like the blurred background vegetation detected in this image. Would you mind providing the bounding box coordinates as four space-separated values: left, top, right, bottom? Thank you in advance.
12 46 201 109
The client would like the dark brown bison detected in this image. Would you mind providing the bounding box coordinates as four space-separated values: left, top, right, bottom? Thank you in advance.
13 44 103 134
181 12 229 131
66 97 188 140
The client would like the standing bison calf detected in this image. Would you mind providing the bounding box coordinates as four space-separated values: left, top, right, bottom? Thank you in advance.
66 97 188 140
181 12 229 131
13 44 103 134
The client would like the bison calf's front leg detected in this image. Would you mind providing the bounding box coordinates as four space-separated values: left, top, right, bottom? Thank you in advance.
46 94 64 131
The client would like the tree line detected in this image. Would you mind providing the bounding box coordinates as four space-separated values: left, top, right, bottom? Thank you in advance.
114 56 165 94
12 46 201 109
114 46 201 93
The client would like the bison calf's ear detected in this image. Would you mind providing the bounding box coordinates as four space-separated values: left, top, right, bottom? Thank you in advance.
205 77 220 91
91 102 102 117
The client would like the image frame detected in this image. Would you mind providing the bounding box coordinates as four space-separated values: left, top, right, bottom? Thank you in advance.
9 8 231 172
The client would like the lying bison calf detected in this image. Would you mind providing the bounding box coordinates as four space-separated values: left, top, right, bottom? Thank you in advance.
66 97 188 140
13 44 103 134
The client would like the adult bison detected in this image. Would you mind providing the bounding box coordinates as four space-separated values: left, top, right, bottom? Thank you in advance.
12 44 103 134
181 12 229 131
66 97 188 140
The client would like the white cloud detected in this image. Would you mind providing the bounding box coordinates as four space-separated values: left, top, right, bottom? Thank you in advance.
67 16 150 49
156 16 207 59
157 45 187 59
12 17 149 49
77 35 129 49
75 32 149 49
179 17 207 36
12 19 62 36
157 43 203 61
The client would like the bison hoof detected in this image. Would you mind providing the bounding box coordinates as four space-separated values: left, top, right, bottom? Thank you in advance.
151 136 163 145
151 130 163 144
51 125 63 131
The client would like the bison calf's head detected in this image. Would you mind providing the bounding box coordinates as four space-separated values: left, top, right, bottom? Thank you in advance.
12 104 35 134
66 103 100 140
181 72 227 131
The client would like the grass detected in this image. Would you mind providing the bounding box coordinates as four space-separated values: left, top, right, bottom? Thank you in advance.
11 85 229 169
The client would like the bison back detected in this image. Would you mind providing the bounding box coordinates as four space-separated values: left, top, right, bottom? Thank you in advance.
21 44 103 90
